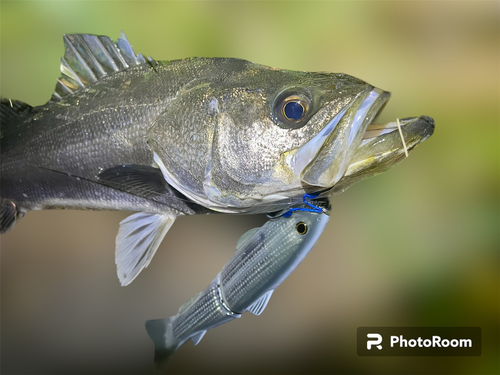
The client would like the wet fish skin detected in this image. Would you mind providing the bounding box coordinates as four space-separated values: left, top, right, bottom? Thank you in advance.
0 33 377 222
0 32 434 285
0 61 213 217
146 209 330 361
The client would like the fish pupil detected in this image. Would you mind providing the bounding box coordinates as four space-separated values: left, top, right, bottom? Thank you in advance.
284 101 304 121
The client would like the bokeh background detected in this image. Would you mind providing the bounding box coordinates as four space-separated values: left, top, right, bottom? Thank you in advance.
1 1 498 374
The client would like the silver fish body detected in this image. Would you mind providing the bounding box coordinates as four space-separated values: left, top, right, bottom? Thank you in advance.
0 32 434 285
0 34 373 218
146 210 330 358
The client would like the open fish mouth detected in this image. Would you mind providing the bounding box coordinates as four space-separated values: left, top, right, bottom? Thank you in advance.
292 87 434 190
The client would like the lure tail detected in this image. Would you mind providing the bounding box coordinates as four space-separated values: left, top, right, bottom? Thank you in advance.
145 317 178 365
146 278 239 363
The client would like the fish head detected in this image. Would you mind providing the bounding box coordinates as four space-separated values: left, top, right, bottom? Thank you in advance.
148 59 433 212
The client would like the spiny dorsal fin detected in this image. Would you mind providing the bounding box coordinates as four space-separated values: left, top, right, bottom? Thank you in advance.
51 31 152 102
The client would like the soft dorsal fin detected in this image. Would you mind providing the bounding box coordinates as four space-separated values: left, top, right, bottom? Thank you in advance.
246 290 274 316
52 31 151 102
235 227 260 252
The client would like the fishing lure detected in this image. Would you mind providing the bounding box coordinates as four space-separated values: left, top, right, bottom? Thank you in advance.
146 207 330 363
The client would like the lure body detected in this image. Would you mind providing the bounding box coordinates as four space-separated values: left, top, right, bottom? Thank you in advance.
146 210 330 358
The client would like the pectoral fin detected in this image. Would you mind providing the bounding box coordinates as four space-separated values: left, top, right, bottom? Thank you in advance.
246 290 274 316
116 212 176 286
98 164 169 197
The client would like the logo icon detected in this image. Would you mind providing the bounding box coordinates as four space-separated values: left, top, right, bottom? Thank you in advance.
367 333 383 350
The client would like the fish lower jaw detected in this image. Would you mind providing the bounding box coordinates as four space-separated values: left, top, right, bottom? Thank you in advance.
346 116 435 176
344 149 398 177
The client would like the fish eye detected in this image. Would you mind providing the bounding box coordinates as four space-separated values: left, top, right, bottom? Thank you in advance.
296 222 307 235
274 91 312 129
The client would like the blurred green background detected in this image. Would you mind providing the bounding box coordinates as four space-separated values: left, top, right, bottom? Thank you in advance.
1 1 498 374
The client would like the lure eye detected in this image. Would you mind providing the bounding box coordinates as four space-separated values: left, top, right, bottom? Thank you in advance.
296 222 308 235
274 91 312 129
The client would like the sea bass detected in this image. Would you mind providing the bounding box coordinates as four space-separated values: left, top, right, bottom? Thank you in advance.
0 32 434 285
146 208 330 364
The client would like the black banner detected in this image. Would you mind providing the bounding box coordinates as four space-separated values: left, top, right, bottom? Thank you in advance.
357 327 481 356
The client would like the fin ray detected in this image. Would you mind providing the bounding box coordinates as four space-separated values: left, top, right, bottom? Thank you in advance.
117 31 140 65
63 35 97 85
98 35 128 70
68 34 107 78
81 34 119 73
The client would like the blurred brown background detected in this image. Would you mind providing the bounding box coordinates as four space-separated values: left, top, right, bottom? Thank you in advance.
1 1 498 374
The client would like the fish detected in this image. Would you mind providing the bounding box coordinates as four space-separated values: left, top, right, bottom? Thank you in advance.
0 32 434 285
145 207 330 365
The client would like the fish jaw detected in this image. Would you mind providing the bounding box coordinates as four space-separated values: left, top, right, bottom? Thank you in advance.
293 88 391 188
346 115 435 176
323 116 435 196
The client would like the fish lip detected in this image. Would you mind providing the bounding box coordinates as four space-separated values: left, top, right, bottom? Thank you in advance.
310 115 434 200
293 88 391 187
